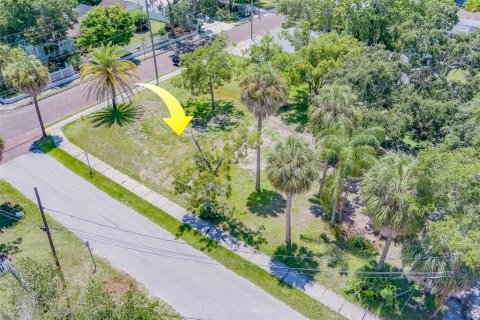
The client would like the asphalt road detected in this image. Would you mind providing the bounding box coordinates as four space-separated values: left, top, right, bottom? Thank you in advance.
0 14 285 163
0 153 304 320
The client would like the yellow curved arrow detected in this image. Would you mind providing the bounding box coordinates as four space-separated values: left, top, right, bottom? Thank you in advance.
137 83 193 135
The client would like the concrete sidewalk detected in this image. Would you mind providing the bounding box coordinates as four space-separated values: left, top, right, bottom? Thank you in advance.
0 153 306 320
48 126 378 320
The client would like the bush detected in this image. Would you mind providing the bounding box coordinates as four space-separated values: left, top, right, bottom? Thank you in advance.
465 0 480 12
348 235 376 257
346 275 399 315
130 10 149 32
216 8 232 21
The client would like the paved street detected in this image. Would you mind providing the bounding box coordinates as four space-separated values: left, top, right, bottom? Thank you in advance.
0 14 285 163
0 153 304 320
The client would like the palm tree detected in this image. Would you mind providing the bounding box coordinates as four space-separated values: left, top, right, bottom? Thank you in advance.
81 44 138 111
5 56 49 137
361 153 423 271
308 84 361 135
240 65 289 192
266 136 319 246
318 120 383 222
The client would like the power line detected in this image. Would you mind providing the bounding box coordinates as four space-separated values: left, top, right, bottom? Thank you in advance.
42 206 447 263
0 207 456 279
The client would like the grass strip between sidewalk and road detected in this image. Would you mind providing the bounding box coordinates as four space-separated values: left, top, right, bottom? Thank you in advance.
48 147 343 320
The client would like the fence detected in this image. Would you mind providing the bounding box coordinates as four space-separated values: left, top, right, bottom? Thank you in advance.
48 65 75 83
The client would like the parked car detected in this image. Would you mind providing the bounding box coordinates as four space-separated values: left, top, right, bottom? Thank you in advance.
172 51 181 65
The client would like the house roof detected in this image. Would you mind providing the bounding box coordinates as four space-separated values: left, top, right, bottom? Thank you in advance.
99 0 131 9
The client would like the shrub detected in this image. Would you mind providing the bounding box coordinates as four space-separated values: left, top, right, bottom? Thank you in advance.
346 275 399 315
465 0 480 12
348 235 376 257
130 10 149 32
216 8 232 21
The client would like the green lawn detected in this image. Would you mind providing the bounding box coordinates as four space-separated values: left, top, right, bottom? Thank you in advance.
0 179 177 317
122 21 166 53
62 74 434 319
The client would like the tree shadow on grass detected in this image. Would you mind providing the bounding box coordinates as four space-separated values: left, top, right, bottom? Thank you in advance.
0 237 22 255
273 244 320 281
184 98 244 132
276 88 309 132
246 189 286 217
0 202 24 229
308 197 325 218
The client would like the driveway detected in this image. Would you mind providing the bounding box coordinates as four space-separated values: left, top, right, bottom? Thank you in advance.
0 153 304 320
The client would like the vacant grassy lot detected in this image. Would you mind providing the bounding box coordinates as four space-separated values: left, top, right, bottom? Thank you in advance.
0 179 177 317
62 74 434 319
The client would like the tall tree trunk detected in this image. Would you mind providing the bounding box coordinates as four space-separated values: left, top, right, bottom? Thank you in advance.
376 236 393 271
111 85 118 111
429 260 462 320
338 183 348 221
285 192 293 247
330 200 337 223
255 116 262 192
209 82 215 115
317 160 329 196
33 95 47 138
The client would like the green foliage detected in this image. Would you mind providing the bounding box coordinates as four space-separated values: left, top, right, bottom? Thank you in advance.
465 0 480 12
90 103 141 127
80 44 138 109
77 5 134 48
347 236 376 257
347 275 399 315
286 32 362 94
78 280 117 319
266 135 319 195
130 10 149 32
326 45 405 109
173 128 255 212
167 0 218 29
4 55 49 97
245 31 285 66
38 135 56 153
277 0 337 31
0 45 26 85
0 0 77 45
78 0 101 5
172 34 236 114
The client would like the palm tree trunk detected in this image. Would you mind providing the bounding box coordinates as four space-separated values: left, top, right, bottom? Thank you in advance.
255 116 262 192
331 200 337 223
111 85 118 111
338 183 348 221
33 95 47 138
209 82 215 115
317 161 329 196
285 192 293 247
376 236 393 271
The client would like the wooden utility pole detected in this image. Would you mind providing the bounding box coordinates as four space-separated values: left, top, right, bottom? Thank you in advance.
250 0 254 40
34 187 66 286
144 0 159 84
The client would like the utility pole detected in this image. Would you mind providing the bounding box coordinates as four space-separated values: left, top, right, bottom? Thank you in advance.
144 0 159 84
34 187 66 287
250 0 254 40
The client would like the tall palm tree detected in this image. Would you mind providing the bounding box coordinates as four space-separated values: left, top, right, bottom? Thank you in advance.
308 83 361 135
81 44 138 111
318 120 383 222
5 56 49 137
240 65 289 192
309 84 361 196
266 136 319 246
361 153 423 271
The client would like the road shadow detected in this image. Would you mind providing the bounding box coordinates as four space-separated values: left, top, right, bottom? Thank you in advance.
246 189 286 217
184 98 244 132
